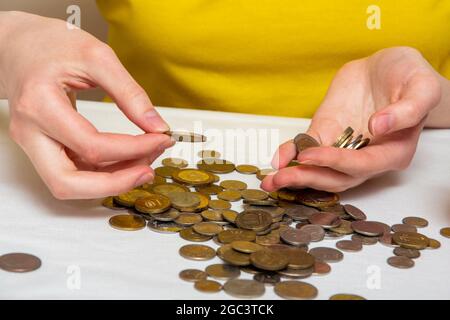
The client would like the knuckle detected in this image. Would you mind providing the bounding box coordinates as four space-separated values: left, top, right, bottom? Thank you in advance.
83 42 115 61
47 178 72 200
122 81 147 103
394 157 413 171
80 141 102 164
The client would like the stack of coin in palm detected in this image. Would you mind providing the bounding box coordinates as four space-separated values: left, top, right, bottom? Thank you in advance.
101 131 445 300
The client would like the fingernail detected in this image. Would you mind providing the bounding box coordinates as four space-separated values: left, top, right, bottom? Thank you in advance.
159 137 176 151
144 109 170 132
298 159 314 165
135 172 153 187
373 114 393 136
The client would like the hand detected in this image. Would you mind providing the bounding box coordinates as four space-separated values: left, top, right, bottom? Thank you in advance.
0 12 174 199
262 47 442 193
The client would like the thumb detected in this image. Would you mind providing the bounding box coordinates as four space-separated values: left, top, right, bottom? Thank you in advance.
369 73 441 136
86 46 170 133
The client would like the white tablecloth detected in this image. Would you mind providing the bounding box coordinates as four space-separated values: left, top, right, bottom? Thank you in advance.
0 100 449 300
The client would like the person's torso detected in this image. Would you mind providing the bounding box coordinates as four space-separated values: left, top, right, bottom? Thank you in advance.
97 0 450 118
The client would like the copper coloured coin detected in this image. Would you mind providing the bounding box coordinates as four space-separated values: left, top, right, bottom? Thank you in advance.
0 253 42 273
336 240 362 252
343 204 367 220
309 212 341 229
387 256 415 269
351 220 385 237
309 247 344 263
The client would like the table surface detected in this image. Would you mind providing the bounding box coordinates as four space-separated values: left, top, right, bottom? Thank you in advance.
0 99 449 300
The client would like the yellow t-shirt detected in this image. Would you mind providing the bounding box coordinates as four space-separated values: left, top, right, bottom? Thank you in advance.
97 0 450 118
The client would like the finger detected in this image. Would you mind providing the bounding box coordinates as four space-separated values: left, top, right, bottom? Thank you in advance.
23 133 155 200
271 140 296 169
260 165 359 193
34 87 174 164
369 73 441 136
85 46 169 133
296 125 421 177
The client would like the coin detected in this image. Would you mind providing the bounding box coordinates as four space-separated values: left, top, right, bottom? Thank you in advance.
161 157 189 168
198 150 221 158
274 281 318 300
392 231 429 250
428 238 441 249
205 264 241 280
286 248 315 270
351 234 378 245
151 183 190 197
221 247 251 266
172 169 215 186
329 220 353 235
333 127 354 147
387 256 414 269
151 208 180 222
193 222 223 236
231 241 263 253
309 247 344 263
218 190 241 202
250 249 289 271
179 227 212 242
336 240 362 252
135 193 171 214
218 229 256 243
220 180 247 190
278 266 313 279
194 279 222 293
197 158 236 174
236 164 259 174
165 131 207 143
195 184 224 195
102 196 127 210
379 232 396 247
256 168 276 181
179 269 208 282
351 220 385 237
148 220 184 233
343 204 367 220
236 210 272 232
284 204 319 221
393 247 421 259
309 212 341 229
402 216 429 228
179 244 216 261
208 199 232 210
154 166 179 178
175 213 203 226
256 231 281 246
192 192 210 212
109 214 146 231
329 294 366 300
294 133 320 153
222 210 239 223
168 192 200 211
241 189 269 201
201 209 223 222
295 189 339 208
223 279 265 298
114 189 152 207
391 224 417 233
440 227 450 238
0 253 42 273
277 189 297 201
280 228 311 246
313 260 331 276
254 272 281 286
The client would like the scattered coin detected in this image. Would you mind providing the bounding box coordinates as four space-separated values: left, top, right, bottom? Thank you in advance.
220 180 248 190
206 264 241 280
286 248 315 270
161 157 189 168
179 227 212 242
154 166 179 178
193 222 223 236
221 247 251 266
351 220 385 237
194 279 222 293
428 238 441 249
147 220 184 233
329 294 366 300
294 133 320 153
109 214 146 231
343 204 367 220
231 241 263 254
387 256 415 269
391 224 417 233
208 199 232 210
218 229 256 243
253 272 281 286
280 228 311 246
222 210 239 224
195 184 223 195
250 248 289 271
236 164 259 175
329 220 353 235
175 213 203 226
297 225 325 242
102 196 127 210
0 253 42 273
218 190 242 202
179 269 208 282
197 158 236 174
393 247 421 259
198 150 221 158
274 281 318 300
201 209 223 222
172 169 215 186
241 189 269 201
236 210 272 232
151 208 180 222
114 189 152 207
313 261 331 276
179 244 216 261
309 247 344 263
167 192 200 211
256 168 276 181
151 183 190 197
223 279 266 298
440 227 450 238
135 193 171 214
309 212 341 229
392 231 429 250
284 204 319 221
402 216 428 228
351 234 378 245
336 240 362 252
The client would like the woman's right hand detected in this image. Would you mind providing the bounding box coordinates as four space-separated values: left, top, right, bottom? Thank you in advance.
0 11 174 199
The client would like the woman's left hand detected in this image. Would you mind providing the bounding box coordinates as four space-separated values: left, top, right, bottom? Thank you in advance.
262 47 443 193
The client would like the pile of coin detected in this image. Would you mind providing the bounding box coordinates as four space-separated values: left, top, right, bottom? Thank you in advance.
102 133 446 300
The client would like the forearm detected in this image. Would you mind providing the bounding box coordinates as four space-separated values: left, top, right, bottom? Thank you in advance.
425 74 450 128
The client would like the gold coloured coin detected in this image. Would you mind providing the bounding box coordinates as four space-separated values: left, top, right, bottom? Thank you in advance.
440 227 450 238
241 189 269 201
392 231 429 250
114 189 152 207
151 208 180 222
236 210 272 231
201 209 224 222
208 199 232 210
333 127 354 147
175 213 203 226
179 269 208 282
195 184 223 195
161 157 189 168
274 281 318 300
402 216 429 228
198 150 221 158
197 158 236 174
102 196 126 210
179 227 212 242
165 131 207 143
193 222 223 236
387 256 415 269
428 238 441 249
194 279 222 293
218 229 257 243
109 214 146 231
223 279 265 298
167 192 200 211
154 166 179 178
236 164 259 175
220 180 247 190
221 247 251 266
222 210 238 223
150 183 190 197
231 241 263 254
172 169 215 186
135 194 171 214
205 264 241 280
218 190 241 202
295 189 339 208
329 294 366 300
179 244 216 261
256 168 276 181
147 220 184 233
250 248 289 271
